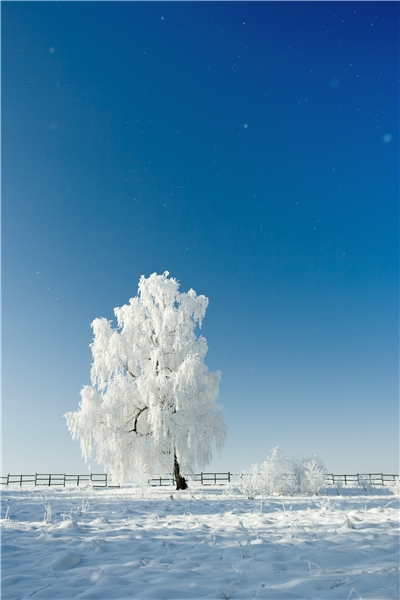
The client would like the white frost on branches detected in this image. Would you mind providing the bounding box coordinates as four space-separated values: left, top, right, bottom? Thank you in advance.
240 447 327 497
65 272 226 484
300 454 327 495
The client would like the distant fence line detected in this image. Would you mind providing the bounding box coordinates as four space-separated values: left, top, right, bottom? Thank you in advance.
1 472 398 488
1 473 115 488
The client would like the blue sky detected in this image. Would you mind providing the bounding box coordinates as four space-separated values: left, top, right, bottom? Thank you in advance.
2 2 398 477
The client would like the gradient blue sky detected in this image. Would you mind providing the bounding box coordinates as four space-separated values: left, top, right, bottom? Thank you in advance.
3 2 399 477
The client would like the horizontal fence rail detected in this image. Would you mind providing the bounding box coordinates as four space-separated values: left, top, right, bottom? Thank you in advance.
325 473 399 486
1 472 398 488
0 473 116 488
148 472 232 487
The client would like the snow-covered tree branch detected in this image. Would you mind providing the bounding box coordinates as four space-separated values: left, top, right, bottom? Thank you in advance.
65 272 226 489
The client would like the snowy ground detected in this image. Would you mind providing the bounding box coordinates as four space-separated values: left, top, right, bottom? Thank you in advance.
1 485 399 599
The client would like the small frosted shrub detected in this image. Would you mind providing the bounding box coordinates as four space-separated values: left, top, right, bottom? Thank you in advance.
300 454 327 495
259 447 298 496
358 474 373 494
241 447 327 497
239 464 260 499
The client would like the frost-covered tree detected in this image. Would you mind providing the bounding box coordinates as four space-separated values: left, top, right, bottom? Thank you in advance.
65 272 226 489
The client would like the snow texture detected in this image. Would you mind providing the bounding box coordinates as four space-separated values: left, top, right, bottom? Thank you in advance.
1 486 399 599
65 273 226 484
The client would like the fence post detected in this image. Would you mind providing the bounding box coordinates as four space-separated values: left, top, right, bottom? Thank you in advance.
48 474 51 486
344 475 347 485
200 472 203 485
105 474 108 487
35 473 38 487
63 474 66 487
7 474 10 486
381 473 384 486
20 474 22 487
214 473 217 484
228 472 231 483
77 475 80 486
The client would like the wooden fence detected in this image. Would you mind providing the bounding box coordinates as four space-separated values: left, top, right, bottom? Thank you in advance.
0 473 113 488
148 472 232 487
1 471 398 488
325 473 399 487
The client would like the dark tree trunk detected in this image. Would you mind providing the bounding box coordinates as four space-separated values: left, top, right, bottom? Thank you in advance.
173 451 188 490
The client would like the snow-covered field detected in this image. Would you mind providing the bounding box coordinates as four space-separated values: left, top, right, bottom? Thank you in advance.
1 485 399 599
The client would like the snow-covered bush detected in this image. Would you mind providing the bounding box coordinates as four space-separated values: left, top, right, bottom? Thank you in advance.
241 447 327 497
258 447 298 496
239 464 260 499
300 454 327 495
358 474 373 494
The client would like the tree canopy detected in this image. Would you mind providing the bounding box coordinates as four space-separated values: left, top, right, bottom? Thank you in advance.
65 272 226 487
